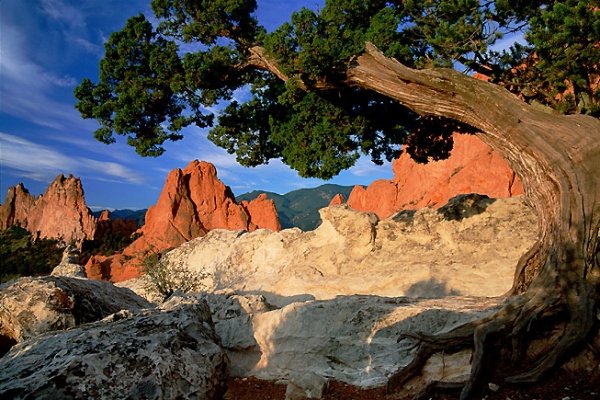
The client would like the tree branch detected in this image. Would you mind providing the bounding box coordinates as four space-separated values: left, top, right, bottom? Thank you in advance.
245 46 338 91
246 46 292 84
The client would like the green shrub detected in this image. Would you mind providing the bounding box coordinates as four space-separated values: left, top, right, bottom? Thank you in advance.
142 251 208 300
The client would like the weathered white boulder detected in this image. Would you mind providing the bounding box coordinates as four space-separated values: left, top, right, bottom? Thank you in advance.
0 294 229 400
209 293 503 395
0 276 151 350
50 261 87 278
151 197 536 303
115 276 164 305
51 245 87 278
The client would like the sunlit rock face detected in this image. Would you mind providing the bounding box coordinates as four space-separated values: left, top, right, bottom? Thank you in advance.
85 160 280 283
0 183 34 230
133 160 280 251
240 193 281 232
328 193 345 206
345 132 524 218
0 294 228 400
0 175 97 244
149 195 535 302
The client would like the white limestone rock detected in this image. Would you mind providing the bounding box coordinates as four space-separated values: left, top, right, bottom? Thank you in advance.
285 371 329 399
51 245 87 278
0 276 151 348
157 197 536 302
0 294 228 400
209 293 503 395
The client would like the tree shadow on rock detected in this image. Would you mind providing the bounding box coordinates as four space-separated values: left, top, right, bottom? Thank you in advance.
405 277 461 298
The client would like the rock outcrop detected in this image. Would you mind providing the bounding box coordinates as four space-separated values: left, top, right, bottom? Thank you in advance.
0 294 228 399
132 160 279 254
209 293 501 393
0 276 150 353
127 196 536 303
346 133 524 218
84 253 138 282
51 245 86 278
328 193 345 206
0 183 35 230
0 175 96 244
240 193 282 232
86 160 280 282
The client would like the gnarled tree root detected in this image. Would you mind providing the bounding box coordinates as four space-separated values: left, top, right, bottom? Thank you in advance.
387 282 598 400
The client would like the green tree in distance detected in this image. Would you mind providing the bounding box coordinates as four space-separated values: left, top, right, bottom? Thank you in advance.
76 1 599 398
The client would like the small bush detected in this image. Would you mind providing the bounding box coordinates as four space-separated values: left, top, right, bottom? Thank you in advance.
142 251 208 300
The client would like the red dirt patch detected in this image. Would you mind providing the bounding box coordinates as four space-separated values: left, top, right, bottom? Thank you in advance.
224 371 599 400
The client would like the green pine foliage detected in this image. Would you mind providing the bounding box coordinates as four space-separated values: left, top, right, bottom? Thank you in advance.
527 0 599 115
0 227 63 284
76 0 599 178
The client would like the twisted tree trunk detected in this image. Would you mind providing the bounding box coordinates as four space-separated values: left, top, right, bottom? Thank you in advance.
347 44 600 398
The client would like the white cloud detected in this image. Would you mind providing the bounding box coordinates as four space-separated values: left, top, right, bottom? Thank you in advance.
0 132 73 173
86 160 145 184
169 127 241 172
0 132 145 185
41 72 78 88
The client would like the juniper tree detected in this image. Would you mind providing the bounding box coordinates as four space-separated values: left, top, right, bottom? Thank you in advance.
76 1 599 398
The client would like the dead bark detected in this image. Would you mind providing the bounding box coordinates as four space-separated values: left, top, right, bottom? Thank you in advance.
345 44 600 398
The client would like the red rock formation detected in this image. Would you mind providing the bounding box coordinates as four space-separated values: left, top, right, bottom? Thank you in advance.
89 160 281 282
84 254 141 282
0 176 96 244
0 184 35 230
93 210 138 242
329 193 345 206
241 193 281 231
124 160 276 257
347 133 524 218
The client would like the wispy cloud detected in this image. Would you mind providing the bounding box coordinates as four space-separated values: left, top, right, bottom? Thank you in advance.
40 0 85 29
0 23 89 130
0 132 144 185
73 37 102 54
169 127 241 171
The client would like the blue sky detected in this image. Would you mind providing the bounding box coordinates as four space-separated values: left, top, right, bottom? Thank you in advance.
0 0 394 210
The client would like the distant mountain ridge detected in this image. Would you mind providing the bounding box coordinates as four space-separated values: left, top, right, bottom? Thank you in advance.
237 184 354 231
